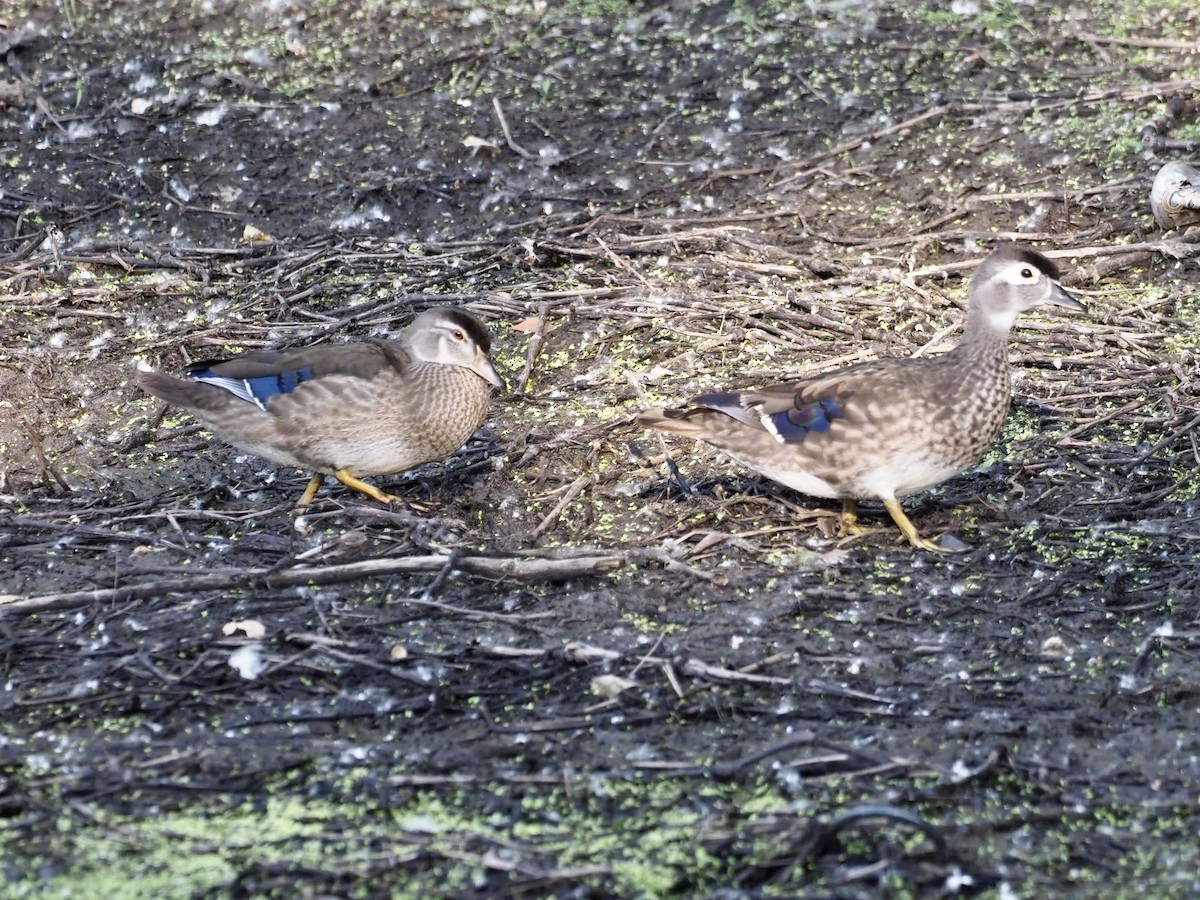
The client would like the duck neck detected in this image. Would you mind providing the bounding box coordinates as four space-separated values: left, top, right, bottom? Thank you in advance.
939 304 1016 391
958 303 1017 353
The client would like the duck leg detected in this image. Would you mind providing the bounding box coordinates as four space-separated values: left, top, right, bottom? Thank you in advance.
882 498 964 554
297 473 325 508
836 498 864 537
332 468 401 505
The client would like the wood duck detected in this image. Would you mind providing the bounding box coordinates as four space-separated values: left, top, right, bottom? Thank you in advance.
1151 161 1200 230
636 246 1084 552
137 306 504 506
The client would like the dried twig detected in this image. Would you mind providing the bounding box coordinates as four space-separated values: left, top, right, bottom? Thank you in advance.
0 551 629 614
514 301 551 394
1076 33 1200 51
492 97 535 160
527 473 594 541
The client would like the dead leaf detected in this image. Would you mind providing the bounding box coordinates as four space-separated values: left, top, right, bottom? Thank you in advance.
1041 635 1073 659
463 135 499 154
591 674 637 699
223 619 267 639
511 315 544 334
242 223 273 243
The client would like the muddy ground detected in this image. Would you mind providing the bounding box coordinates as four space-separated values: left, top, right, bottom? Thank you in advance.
2 1 1200 897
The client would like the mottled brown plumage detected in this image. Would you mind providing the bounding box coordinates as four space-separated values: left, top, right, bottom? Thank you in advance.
637 246 1084 551
136 307 504 506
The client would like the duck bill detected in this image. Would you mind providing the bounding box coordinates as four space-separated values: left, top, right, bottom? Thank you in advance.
1046 281 1085 311
474 350 506 389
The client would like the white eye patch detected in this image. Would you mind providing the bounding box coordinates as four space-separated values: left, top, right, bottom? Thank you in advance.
998 264 1040 285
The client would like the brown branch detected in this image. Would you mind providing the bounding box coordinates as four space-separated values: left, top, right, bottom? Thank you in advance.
683 658 792 685
904 236 1200 281
514 301 551 395
1076 33 1200 51
492 97 535 160
527 473 594 541
0 551 629 614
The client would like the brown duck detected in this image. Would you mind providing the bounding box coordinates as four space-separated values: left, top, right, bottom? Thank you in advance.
137 306 504 506
636 246 1083 551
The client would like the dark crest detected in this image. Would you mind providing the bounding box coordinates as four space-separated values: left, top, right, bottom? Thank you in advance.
435 308 492 352
988 244 1060 280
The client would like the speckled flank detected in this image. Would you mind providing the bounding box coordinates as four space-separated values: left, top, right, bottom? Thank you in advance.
671 338 1012 500
197 362 493 476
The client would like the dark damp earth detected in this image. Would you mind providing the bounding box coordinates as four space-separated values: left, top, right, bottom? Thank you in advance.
3 2 1200 897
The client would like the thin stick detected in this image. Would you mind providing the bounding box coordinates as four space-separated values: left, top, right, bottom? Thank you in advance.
492 97 535 160
1077 33 1200 51
529 473 593 540
1 551 629 614
514 301 551 394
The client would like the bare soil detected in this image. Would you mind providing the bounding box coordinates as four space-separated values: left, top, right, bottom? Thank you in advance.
3 1 1200 897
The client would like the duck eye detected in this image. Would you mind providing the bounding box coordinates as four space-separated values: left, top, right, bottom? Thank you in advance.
452 329 466 341
1020 267 1034 279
